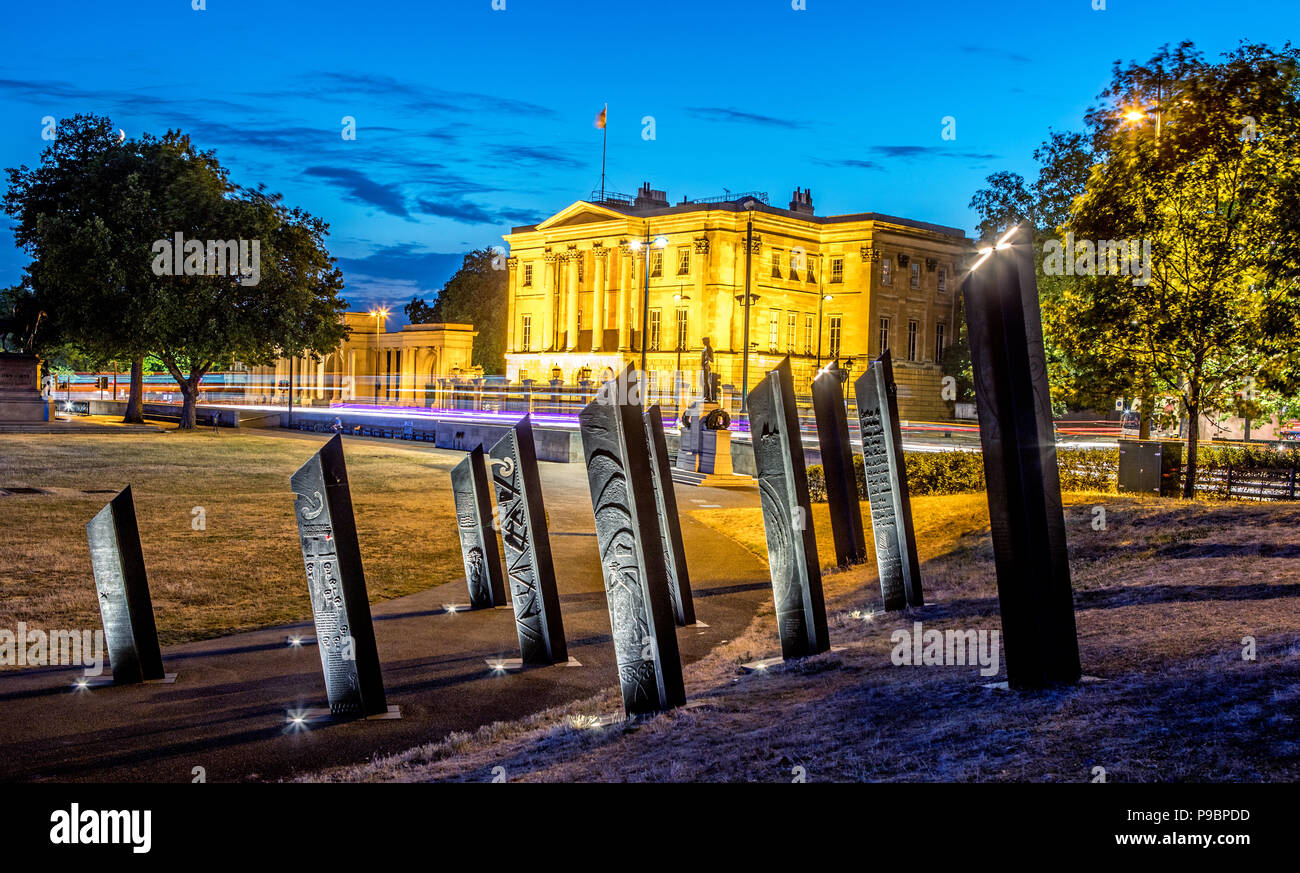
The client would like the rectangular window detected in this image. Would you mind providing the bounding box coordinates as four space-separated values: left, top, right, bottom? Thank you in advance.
771 249 783 279
677 247 690 276
788 251 800 282
830 257 844 283
804 314 814 354
938 266 948 293
523 263 533 287
676 308 688 350
881 258 892 286
879 317 890 354
650 251 663 278
935 322 946 363
829 315 842 358
521 314 532 351
907 319 918 361
806 257 816 283
910 262 921 289
649 309 661 350
786 312 797 352
768 308 780 351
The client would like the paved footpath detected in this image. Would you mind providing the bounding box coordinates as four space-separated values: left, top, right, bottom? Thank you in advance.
0 438 770 782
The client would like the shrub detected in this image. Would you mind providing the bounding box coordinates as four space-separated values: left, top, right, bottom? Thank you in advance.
806 446 1121 502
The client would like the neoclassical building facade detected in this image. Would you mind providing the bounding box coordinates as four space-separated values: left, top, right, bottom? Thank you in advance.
249 311 477 406
502 185 973 419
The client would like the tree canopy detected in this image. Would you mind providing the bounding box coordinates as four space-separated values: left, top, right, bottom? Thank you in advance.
4 114 348 428
970 42 1300 495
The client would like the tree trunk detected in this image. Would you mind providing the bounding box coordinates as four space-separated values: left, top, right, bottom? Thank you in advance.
1182 393 1200 499
1138 392 1152 440
123 356 145 424
178 377 199 430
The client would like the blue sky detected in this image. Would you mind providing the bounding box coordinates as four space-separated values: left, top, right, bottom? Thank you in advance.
2 0 1296 322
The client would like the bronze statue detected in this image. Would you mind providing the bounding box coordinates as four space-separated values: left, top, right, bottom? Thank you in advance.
700 337 715 403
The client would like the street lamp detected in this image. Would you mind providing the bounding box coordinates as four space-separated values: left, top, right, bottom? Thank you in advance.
738 211 755 413
368 306 388 404
630 229 668 375
816 293 833 369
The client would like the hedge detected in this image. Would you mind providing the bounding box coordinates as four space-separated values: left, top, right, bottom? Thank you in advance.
805 447 1120 502
804 442 1300 502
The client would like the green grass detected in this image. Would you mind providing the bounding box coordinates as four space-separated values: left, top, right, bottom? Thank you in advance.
0 430 464 645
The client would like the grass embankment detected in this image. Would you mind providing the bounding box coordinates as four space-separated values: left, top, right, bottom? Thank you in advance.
307 492 1300 782
0 431 463 645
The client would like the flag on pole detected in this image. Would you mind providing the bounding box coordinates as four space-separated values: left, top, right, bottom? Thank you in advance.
594 104 607 129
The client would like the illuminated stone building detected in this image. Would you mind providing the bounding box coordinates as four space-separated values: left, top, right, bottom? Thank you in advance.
502 184 973 419
249 311 477 406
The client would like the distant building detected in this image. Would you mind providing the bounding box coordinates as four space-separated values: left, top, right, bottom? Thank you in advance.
249 312 476 406
502 184 973 419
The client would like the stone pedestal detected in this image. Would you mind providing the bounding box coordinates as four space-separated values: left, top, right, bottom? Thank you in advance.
672 401 750 487
0 354 47 422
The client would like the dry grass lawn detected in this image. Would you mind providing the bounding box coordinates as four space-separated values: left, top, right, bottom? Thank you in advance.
305 491 1300 782
0 430 463 645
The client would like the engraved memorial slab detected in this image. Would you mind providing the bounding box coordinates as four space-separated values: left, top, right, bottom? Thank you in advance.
746 357 829 659
290 435 388 716
580 396 686 714
489 415 567 665
451 445 506 609
644 404 696 626
813 360 868 567
854 350 923 610
962 226 1081 689
85 486 165 683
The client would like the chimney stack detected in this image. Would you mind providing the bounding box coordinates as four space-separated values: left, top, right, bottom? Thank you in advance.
635 182 669 208
789 187 814 215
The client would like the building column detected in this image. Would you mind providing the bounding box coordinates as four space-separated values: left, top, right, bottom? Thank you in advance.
505 257 518 356
316 358 325 400
565 253 579 351
541 253 555 351
347 349 356 399
617 248 631 350
592 246 606 351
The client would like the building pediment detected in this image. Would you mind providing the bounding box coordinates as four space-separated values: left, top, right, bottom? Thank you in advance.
533 201 629 231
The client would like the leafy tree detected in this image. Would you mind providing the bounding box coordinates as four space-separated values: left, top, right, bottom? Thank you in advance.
1068 42 1300 496
404 295 436 324
4 114 160 422
430 248 507 373
149 175 349 428
5 117 349 429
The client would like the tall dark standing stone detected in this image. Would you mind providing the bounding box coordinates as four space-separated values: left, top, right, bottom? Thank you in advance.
962 226 1081 689
854 350 924 610
746 357 829 659
290 435 388 716
644 404 696 626
85 486 165 683
451 445 507 609
812 360 868 567
489 415 567 665
580 396 686 714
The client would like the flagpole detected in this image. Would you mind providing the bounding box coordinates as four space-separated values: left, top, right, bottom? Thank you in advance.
600 104 607 201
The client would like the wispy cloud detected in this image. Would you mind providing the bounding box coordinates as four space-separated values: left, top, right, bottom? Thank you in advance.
957 44 1032 64
303 166 410 218
686 106 807 129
